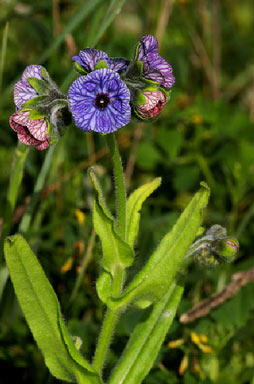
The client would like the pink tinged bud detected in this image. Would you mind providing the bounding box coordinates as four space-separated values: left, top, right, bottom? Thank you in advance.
136 90 166 118
226 240 238 252
10 111 50 150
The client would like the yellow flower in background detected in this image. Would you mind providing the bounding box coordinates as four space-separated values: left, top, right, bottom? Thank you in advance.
179 354 189 375
190 331 200 345
168 339 184 348
191 114 203 124
199 334 208 343
75 209 85 226
61 257 73 274
198 344 213 353
168 331 213 377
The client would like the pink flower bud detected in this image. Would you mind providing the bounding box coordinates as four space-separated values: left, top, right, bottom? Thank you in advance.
10 111 50 150
136 90 166 118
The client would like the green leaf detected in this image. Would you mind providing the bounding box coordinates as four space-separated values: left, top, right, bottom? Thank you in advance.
96 271 112 303
74 61 88 75
89 168 134 275
22 95 49 108
29 109 46 120
4 235 101 384
108 182 210 309
94 60 108 70
27 77 51 95
109 282 184 384
126 178 161 248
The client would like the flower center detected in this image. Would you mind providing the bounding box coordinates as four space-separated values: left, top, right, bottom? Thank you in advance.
94 93 110 110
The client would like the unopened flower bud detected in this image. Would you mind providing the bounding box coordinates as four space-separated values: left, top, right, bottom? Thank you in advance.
193 225 239 267
136 89 166 119
212 237 239 263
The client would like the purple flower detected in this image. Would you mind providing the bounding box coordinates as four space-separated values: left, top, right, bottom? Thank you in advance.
136 90 166 119
68 68 131 133
136 35 175 88
72 48 130 74
14 65 43 110
10 111 50 150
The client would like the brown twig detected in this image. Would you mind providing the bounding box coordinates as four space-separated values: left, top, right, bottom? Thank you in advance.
180 268 254 324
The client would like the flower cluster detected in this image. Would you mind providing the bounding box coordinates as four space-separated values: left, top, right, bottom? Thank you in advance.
10 35 175 148
10 65 71 150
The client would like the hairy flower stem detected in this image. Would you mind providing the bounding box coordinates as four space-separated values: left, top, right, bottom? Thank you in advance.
105 133 127 240
93 133 127 374
93 266 124 373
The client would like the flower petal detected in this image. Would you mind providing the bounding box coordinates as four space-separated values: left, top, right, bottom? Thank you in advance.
14 80 38 110
27 118 49 141
72 48 108 72
106 57 130 73
22 65 42 81
35 140 50 150
137 35 159 61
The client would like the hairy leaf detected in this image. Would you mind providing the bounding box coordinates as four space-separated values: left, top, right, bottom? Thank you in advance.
4 235 101 383
126 177 161 248
89 168 134 275
108 182 210 309
109 282 184 384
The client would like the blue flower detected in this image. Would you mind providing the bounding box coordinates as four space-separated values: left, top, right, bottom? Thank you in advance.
136 35 175 88
14 65 42 110
68 68 131 133
72 48 130 74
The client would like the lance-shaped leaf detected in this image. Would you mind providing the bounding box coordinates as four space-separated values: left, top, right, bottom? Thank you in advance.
109 282 184 384
89 168 134 276
4 235 101 384
126 177 161 248
27 77 52 95
107 182 210 309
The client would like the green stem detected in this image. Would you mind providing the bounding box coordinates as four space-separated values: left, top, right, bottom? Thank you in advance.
0 143 29 266
93 134 127 373
69 229 96 304
105 133 127 240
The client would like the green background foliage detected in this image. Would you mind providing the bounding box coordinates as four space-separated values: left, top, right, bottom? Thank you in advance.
0 0 253 383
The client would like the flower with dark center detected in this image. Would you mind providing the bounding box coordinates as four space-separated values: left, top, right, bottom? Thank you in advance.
72 48 130 74
135 35 175 88
68 68 131 133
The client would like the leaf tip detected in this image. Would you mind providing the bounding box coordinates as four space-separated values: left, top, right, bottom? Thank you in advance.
200 181 210 192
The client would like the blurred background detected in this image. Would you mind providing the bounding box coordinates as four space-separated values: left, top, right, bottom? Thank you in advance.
0 0 254 383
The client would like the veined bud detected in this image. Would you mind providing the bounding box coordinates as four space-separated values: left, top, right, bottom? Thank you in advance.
136 89 167 119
